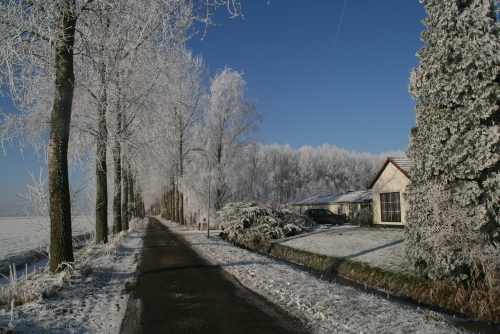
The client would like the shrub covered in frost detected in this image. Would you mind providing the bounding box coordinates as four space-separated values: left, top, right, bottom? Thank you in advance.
406 184 500 288
353 206 373 227
406 0 500 287
216 202 314 247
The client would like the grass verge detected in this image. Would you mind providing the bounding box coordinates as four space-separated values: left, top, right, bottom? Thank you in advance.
257 241 500 325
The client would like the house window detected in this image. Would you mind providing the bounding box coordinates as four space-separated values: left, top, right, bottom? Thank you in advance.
380 192 401 222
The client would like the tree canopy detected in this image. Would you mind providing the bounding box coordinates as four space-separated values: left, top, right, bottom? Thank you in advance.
406 0 500 287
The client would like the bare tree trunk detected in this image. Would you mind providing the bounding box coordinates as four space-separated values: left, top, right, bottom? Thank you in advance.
214 144 225 212
95 83 108 244
169 179 175 221
112 137 122 234
173 183 178 223
160 192 166 218
122 158 129 230
49 1 76 272
140 194 145 218
165 188 170 220
171 188 175 221
169 190 173 220
178 139 184 224
179 189 184 225
135 191 143 218
128 169 135 219
161 192 166 218
113 82 123 234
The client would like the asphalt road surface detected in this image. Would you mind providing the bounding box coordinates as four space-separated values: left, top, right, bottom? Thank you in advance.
120 217 312 333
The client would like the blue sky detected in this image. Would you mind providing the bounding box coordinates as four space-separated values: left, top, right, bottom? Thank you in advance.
189 0 426 152
0 0 427 214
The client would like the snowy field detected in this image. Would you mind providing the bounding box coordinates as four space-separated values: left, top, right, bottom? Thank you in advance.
0 217 476 333
0 216 95 262
0 218 145 333
279 225 412 274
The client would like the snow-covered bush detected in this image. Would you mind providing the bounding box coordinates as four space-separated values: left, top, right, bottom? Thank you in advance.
353 206 373 227
216 202 314 247
406 184 500 288
406 0 500 287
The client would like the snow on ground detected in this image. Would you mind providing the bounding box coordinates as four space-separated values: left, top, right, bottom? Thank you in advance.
0 216 95 263
0 218 145 334
0 217 469 333
164 219 469 334
279 225 412 274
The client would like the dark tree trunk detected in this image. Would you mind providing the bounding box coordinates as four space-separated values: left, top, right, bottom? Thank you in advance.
169 179 175 221
112 138 122 234
160 192 166 218
178 139 184 224
49 1 76 272
173 184 178 223
95 82 108 244
113 75 123 234
122 158 129 230
214 143 225 212
179 189 184 224
95 135 108 243
166 190 172 220
128 169 135 218
170 188 175 221
135 191 143 218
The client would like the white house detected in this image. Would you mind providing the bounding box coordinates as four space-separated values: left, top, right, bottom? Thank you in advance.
368 157 414 226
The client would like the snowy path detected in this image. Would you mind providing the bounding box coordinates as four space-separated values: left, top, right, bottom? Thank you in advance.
163 219 469 334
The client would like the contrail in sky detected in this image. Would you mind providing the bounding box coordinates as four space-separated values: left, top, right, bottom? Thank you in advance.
332 0 349 55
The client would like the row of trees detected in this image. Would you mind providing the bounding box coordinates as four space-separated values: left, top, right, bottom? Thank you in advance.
0 0 247 272
152 142 397 226
137 61 264 225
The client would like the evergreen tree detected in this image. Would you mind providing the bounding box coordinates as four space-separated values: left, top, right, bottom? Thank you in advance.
406 0 500 286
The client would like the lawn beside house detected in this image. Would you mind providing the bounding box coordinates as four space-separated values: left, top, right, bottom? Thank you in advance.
260 225 500 326
278 225 411 274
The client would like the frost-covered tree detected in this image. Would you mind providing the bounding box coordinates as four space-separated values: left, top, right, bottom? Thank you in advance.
0 0 95 271
75 0 194 242
406 0 500 286
204 68 263 211
146 45 207 224
0 0 252 271
266 144 298 203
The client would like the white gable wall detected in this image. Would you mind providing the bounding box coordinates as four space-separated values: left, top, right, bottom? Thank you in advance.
371 162 411 226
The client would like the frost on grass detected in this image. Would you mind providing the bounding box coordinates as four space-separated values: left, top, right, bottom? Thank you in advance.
0 216 95 277
165 220 469 334
0 218 146 333
216 202 314 248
